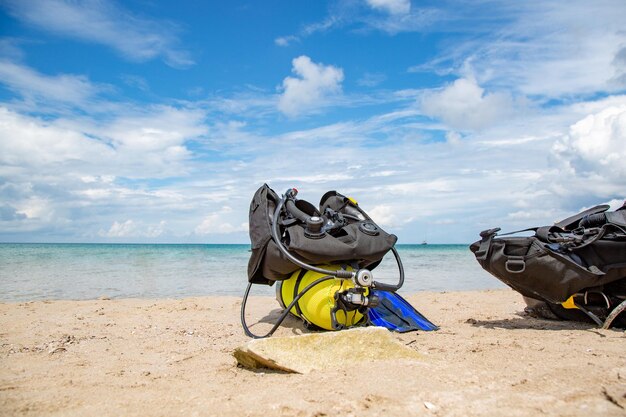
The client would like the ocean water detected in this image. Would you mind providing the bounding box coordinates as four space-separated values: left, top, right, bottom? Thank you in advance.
0 243 503 302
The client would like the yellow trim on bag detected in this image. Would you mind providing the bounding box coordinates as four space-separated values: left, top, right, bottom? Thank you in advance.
561 295 578 310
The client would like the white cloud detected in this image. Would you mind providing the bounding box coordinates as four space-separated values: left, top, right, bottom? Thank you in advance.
420 77 513 131
0 107 113 167
145 221 167 238
387 179 457 195
2 77 623 244
272 173 354 184
0 60 103 105
274 35 299 47
505 3 625 97
294 0 436 36
102 106 207 153
2 92 624 243
357 72 387 87
121 74 150 92
416 1 626 98
2 0 193 68
278 56 344 116
368 204 413 228
100 220 136 237
0 102 213 241
553 105 626 180
99 220 165 238
194 208 247 235
0 104 207 178
446 131 462 145
14 196 51 220
365 0 411 15
607 199 626 211
0 204 27 221
81 175 115 184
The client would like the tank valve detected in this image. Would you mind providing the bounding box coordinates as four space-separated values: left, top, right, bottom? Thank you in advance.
355 269 373 287
304 216 325 238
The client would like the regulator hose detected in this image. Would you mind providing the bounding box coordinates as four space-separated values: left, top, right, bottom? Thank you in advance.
371 246 404 292
240 275 335 339
580 213 607 228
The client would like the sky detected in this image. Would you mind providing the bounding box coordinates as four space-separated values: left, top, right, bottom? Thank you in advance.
0 0 625 244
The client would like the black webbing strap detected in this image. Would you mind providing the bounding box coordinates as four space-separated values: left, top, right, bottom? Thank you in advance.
536 226 559 242
498 227 539 237
554 204 610 229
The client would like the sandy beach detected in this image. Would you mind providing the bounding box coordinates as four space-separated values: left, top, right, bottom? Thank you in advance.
1 289 625 416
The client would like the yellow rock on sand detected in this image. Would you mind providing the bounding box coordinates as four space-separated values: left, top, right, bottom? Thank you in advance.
233 326 422 374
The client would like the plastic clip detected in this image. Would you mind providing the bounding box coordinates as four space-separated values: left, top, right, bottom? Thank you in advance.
474 228 501 261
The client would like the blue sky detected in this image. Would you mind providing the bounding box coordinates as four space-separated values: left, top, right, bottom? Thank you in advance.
0 0 625 244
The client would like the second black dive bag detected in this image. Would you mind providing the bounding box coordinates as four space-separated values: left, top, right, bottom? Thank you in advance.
470 203 626 327
470 203 626 304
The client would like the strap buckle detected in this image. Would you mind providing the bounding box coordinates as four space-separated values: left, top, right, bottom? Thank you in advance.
474 228 501 261
505 256 526 273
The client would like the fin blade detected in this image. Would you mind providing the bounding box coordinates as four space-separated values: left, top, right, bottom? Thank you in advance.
368 290 438 332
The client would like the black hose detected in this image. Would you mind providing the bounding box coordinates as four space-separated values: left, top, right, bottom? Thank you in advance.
580 213 607 228
602 298 626 329
240 275 335 339
371 246 405 292
285 199 310 223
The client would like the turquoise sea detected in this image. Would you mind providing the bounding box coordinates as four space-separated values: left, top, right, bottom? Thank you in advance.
0 243 503 302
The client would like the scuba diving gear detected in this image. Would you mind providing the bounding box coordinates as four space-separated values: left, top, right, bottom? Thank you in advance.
242 184 436 338
470 202 626 328
368 290 439 332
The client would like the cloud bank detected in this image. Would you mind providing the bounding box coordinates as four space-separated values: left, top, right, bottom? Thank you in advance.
0 1 624 243
554 105 626 181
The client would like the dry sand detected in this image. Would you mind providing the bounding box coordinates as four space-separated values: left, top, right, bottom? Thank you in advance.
1 289 625 416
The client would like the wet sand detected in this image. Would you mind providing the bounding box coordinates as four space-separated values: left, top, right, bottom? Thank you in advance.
1 289 625 416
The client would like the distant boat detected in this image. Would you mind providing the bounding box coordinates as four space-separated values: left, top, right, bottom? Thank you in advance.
421 240 427 245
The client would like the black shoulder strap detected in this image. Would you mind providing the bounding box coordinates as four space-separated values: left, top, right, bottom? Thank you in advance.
554 204 610 230
536 226 562 242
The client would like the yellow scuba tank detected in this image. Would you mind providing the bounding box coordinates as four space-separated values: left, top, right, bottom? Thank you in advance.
276 264 368 330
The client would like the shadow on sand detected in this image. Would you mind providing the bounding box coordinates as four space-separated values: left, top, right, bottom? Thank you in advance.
467 312 603 332
246 307 313 336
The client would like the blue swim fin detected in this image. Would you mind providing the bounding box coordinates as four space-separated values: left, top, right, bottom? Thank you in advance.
368 290 438 332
